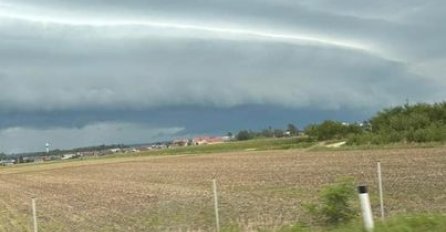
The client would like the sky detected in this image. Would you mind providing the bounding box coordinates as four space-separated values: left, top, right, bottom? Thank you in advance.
0 0 445 153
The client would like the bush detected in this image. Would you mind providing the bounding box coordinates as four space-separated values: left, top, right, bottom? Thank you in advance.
235 130 254 141
306 177 357 226
304 121 364 141
347 102 446 145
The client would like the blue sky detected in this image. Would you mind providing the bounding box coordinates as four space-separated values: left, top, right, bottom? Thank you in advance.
0 1 445 153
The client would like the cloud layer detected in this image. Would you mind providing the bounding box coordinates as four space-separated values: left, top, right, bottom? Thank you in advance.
0 0 445 152
0 122 184 153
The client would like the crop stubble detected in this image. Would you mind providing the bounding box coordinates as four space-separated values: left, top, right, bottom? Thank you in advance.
0 148 445 231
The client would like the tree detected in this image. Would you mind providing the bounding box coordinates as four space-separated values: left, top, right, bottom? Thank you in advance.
287 123 299 136
304 121 363 141
236 130 253 141
348 102 446 145
260 128 274 137
273 129 285 137
304 121 343 140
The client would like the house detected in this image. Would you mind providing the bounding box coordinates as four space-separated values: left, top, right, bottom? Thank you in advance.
42 155 61 161
151 143 167 150
172 139 189 147
61 154 76 160
79 151 96 157
33 157 44 163
137 146 153 152
21 157 36 163
0 160 16 166
109 148 122 153
193 136 225 145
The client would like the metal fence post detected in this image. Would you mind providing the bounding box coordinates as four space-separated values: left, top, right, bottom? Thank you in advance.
32 198 38 232
213 179 220 232
377 162 385 220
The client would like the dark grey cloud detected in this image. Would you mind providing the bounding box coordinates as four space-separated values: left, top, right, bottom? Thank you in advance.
0 106 371 153
0 122 184 154
0 0 445 152
0 35 436 111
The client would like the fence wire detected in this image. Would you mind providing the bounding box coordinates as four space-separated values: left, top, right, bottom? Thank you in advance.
0 149 445 231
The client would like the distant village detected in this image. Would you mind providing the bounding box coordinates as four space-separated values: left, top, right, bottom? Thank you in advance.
0 135 232 166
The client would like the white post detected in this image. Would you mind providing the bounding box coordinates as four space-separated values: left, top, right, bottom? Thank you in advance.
32 198 38 232
213 179 220 232
377 162 385 220
358 185 374 232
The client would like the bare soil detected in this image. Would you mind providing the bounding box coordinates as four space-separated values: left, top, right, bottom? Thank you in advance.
0 148 445 231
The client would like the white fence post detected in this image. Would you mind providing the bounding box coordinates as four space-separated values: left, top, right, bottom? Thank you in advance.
358 185 374 232
32 198 38 232
377 162 385 220
213 179 220 232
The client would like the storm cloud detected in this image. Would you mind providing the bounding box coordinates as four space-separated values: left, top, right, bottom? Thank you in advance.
0 0 445 152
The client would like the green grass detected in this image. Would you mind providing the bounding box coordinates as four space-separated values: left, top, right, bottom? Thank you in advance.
374 214 446 232
307 140 446 152
9 136 446 173
271 214 446 232
1 137 314 173
112 137 315 158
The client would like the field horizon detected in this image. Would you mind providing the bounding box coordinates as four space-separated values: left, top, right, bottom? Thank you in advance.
1 144 445 231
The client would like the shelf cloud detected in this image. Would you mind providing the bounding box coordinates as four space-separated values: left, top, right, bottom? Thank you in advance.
1 0 445 152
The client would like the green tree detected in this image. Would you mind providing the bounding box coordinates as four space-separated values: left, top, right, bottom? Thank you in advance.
0 153 6 160
273 129 285 137
367 102 446 143
260 128 274 137
236 130 253 141
287 123 299 136
304 121 362 141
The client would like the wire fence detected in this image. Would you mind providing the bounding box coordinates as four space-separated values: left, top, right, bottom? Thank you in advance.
0 149 445 231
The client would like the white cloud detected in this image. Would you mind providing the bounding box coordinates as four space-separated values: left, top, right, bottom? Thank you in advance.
0 3 379 56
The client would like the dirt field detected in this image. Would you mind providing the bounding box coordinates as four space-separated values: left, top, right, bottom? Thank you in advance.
0 148 445 231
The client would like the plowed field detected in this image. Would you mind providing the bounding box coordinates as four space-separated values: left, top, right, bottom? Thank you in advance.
0 148 445 231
